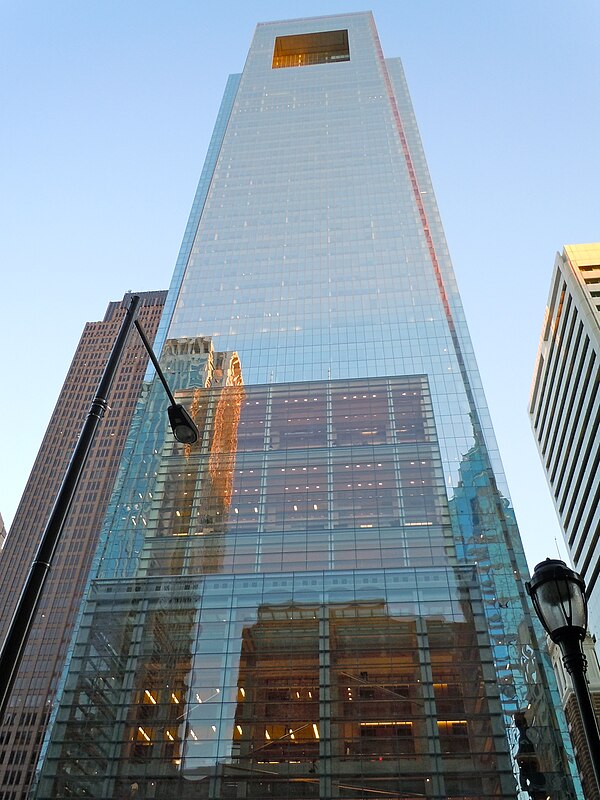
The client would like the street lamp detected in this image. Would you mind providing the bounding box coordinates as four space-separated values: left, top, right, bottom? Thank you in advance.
0 294 199 719
132 315 198 445
526 558 600 788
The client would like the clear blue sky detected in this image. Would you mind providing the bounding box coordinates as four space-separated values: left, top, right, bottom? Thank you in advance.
1 1 598 570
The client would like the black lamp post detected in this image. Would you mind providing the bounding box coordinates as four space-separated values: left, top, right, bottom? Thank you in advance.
0 294 199 719
526 558 600 789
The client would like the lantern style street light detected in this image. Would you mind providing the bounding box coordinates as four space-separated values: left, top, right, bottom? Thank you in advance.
0 295 199 719
526 558 600 788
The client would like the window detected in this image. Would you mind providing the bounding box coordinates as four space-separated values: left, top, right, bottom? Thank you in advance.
272 30 349 69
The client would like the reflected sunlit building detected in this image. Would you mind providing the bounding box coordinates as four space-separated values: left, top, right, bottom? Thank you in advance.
36 13 579 799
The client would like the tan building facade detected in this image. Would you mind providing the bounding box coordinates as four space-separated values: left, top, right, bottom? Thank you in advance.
529 245 600 640
549 635 600 800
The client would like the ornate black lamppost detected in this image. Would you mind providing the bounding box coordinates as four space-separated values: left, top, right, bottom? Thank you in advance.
526 558 600 789
0 294 199 718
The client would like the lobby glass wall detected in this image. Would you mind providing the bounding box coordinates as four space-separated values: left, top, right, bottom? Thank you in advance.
37 353 575 797
39 568 512 799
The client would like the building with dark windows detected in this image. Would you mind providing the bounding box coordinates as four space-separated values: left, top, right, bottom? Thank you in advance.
0 291 166 798
34 14 580 799
529 244 600 641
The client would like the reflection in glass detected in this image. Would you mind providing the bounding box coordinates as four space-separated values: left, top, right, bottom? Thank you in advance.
35 11 580 799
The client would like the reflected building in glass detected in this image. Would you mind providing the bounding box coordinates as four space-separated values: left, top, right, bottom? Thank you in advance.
36 13 580 799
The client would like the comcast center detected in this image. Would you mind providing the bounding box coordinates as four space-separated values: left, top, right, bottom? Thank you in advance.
36 13 578 799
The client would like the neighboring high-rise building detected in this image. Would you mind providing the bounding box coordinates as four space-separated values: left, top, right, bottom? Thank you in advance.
35 14 579 799
0 291 166 798
548 634 600 800
0 515 6 550
529 244 600 640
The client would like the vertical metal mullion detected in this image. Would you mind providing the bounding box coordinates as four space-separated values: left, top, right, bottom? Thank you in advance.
416 615 446 798
388 381 409 566
326 384 334 570
256 387 272 572
319 604 335 797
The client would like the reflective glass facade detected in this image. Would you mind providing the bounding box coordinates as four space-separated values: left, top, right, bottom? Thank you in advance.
36 12 579 800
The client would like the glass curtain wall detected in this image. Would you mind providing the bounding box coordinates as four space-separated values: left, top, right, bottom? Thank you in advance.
36 12 579 800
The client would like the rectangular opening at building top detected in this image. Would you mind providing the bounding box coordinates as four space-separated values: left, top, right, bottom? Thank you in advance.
272 30 350 69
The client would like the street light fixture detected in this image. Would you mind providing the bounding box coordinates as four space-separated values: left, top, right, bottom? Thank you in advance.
167 404 198 445
0 294 199 719
132 316 198 445
526 558 600 789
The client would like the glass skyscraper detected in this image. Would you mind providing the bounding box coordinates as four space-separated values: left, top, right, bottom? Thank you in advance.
36 13 579 799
